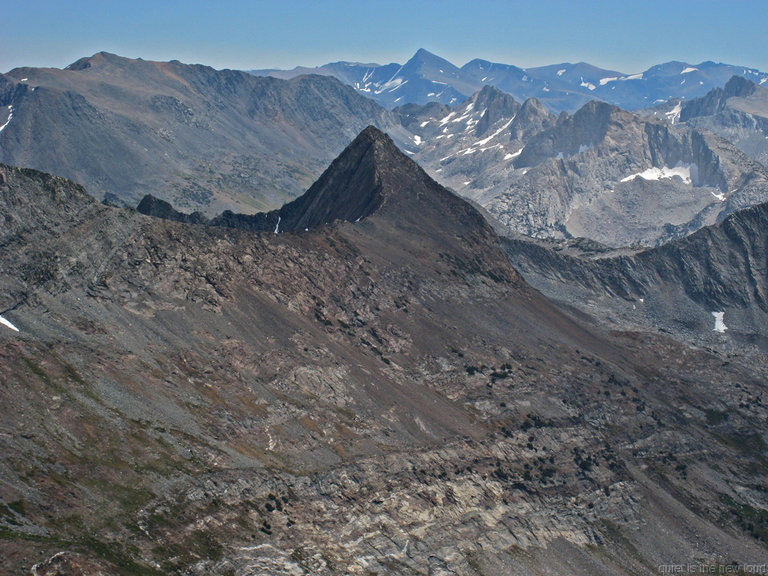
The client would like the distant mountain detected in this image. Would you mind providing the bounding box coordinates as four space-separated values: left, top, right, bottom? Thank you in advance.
251 49 768 113
0 52 409 214
253 48 470 109
399 88 768 247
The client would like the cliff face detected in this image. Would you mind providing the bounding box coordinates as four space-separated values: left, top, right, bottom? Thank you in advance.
1 132 767 575
678 76 768 167
487 101 768 246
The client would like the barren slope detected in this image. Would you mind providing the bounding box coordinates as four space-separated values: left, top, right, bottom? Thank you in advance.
0 130 766 575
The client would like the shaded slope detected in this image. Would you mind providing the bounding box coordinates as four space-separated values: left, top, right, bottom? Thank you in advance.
503 198 768 347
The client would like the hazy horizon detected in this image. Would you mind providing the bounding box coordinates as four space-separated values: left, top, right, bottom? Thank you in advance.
3 0 768 75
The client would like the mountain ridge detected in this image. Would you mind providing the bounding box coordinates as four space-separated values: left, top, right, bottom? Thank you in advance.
251 48 768 112
0 54 410 214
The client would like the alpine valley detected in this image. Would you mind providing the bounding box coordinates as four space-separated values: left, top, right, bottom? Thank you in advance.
0 49 767 576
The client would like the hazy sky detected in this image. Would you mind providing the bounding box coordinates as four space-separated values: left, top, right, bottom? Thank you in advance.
3 0 767 74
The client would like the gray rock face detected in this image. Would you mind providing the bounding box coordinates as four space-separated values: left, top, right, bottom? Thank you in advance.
679 76 768 167
404 92 768 247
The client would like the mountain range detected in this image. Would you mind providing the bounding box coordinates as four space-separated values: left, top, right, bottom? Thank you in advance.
2 127 767 575
397 82 768 246
252 48 768 112
0 52 408 214
4 52 768 253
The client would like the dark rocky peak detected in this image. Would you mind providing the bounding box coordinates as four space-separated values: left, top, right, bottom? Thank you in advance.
203 126 397 233
149 126 499 250
511 97 556 141
221 126 492 235
473 85 521 136
680 75 759 121
723 75 758 99
282 125 393 225
136 194 209 225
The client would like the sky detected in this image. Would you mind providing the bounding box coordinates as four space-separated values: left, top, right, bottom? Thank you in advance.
3 0 768 75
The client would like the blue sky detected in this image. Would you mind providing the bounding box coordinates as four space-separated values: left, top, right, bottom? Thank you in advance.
3 0 767 74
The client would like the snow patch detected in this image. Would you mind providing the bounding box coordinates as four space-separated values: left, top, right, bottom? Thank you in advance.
0 105 13 133
0 315 19 332
599 77 618 86
622 73 644 81
473 117 514 146
439 112 457 125
665 102 682 124
274 216 281 234
504 147 524 160
20 78 28 82
580 78 596 91
413 134 422 146
420 120 430 128
557 69 566 77
711 190 726 201
620 163 696 184
681 66 698 74
374 67 407 94
712 311 727 333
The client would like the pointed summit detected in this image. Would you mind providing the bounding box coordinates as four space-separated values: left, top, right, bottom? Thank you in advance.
273 125 495 237
473 85 521 136
275 125 394 230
